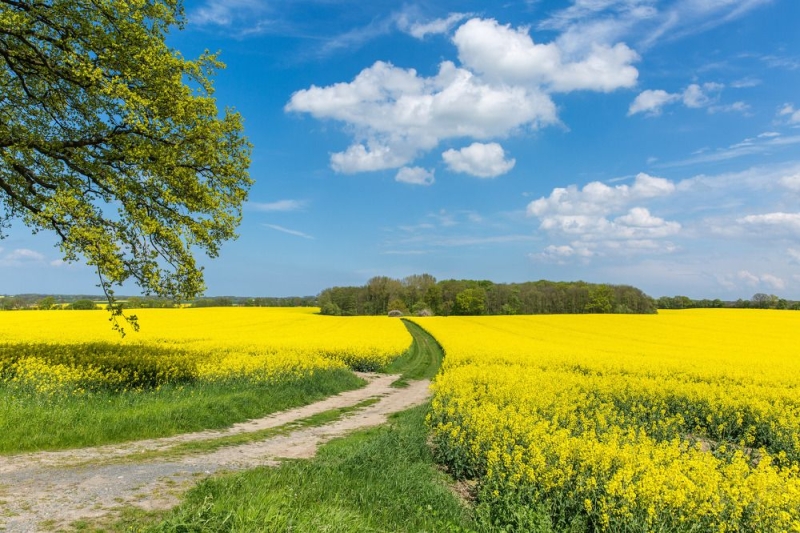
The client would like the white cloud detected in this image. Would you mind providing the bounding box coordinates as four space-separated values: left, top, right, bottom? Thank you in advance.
453 18 639 92
330 142 410 173
738 212 800 234
248 199 307 212
736 270 785 290
190 0 267 27
761 274 786 290
442 142 516 178
662 135 800 168
287 15 647 175
708 101 749 114
400 13 468 39
779 103 800 124
0 248 45 266
731 77 761 88
629 82 725 116
395 166 435 185
737 270 761 286
540 0 772 52
287 60 557 174
779 173 800 191
263 224 314 239
528 173 680 259
527 172 676 217
628 89 681 116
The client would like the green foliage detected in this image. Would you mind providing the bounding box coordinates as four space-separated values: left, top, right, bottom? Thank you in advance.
387 297 409 314
36 295 56 309
0 0 252 321
584 284 613 313
455 288 487 315
317 275 659 316
67 298 98 310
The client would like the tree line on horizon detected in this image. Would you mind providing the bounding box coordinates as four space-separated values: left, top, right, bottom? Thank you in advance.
1 283 797 313
317 275 657 316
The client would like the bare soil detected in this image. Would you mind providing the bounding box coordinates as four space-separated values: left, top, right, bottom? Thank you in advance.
0 373 431 532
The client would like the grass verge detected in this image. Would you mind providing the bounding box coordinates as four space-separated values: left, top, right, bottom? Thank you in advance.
385 319 444 387
0 368 365 454
146 404 478 533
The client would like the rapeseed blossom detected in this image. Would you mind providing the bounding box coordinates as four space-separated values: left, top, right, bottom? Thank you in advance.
0 308 410 394
415 310 800 532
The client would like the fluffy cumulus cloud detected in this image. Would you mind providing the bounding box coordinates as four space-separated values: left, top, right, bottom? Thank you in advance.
452 18 639 92
442 142 516 178
287 60 556 173
528 172 676 216
528 173 680 260
395 166 435 185
628 82 726 116
287 16 640 177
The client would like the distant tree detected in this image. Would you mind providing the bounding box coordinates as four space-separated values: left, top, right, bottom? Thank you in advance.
752 293 778 309
37 296 56 310
454 288 487 315
320 301 341 316
387 298 409 314
69 299 98 310
585 285 613 313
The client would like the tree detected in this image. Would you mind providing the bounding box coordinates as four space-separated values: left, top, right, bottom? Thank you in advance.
585 284 613 313
454 288 487 316
0 1 252 332
68 298 97 310
37 295 56 309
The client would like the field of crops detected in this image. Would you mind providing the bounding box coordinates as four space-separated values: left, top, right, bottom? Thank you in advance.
0 307 411 395
414 310 800 532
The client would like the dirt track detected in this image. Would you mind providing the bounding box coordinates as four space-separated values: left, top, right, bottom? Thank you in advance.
0 373 431 532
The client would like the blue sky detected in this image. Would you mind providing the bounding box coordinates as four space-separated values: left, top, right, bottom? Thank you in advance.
2 0 799 299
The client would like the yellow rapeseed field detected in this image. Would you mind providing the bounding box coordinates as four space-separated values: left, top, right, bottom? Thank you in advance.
0 307 411 394
414 310 800 532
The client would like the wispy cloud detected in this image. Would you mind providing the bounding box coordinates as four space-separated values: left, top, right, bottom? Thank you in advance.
0 248 45 266
248 199 308 212
540 0 774 52
263 224 314 239
660 134 800 168
190 0 272 32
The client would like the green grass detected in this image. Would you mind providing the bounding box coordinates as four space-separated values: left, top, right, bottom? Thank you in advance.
104 398 383 464
147 405 478 533
385 320 445 387
0 368 365 454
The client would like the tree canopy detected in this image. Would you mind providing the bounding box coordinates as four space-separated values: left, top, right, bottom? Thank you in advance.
0 0 252 330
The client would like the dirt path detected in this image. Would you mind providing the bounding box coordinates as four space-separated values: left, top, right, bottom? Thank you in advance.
0 373 431 532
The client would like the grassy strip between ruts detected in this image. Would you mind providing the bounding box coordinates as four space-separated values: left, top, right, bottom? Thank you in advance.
141 404 478 533
385 319 445 387
0 368 366 454
71 398 384 468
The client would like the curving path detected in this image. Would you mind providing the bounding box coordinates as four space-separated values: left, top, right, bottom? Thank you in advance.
0 372 431 532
